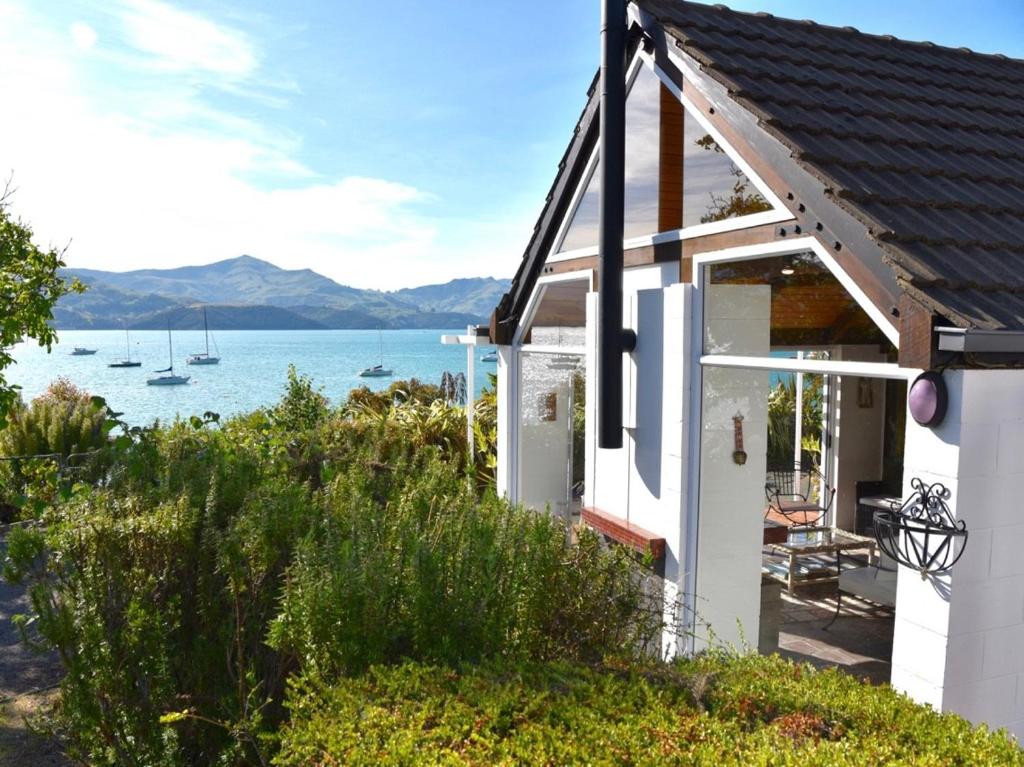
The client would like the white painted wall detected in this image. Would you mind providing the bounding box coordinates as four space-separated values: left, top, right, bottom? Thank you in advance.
893 369 1024 740
694 284 771 650
585 264 690 658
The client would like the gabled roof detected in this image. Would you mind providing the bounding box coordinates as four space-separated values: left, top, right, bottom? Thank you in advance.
641 0 1024 330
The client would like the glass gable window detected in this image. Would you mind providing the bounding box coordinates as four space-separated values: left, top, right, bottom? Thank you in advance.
558 65 661 253
556 65 775 255
703 251 896 357
683 115 771 227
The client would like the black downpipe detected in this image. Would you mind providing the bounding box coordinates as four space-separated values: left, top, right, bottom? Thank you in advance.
598 0 635 449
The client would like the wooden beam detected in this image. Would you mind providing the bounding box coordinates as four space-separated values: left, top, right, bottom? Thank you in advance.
581 506 666 560
658 84 685 233
678 73 900 327
898 292 937 369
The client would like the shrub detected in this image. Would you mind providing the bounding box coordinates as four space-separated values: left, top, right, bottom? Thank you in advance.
4 379 657 765
276 655 1024 766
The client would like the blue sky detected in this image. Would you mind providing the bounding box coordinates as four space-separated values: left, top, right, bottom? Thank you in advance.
1 1 1022 289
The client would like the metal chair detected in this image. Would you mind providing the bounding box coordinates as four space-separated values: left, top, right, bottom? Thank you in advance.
764 463 835 528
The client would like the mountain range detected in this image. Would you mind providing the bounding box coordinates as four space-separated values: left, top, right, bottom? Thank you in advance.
54 256 509 330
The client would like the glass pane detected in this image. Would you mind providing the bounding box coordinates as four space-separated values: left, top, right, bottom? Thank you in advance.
523 279 588 347
557 65 661 253
683 114 771 227
703 251 896 357
517 352 585 524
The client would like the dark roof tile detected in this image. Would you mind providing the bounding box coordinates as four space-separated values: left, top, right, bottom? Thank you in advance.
641 0 1024 329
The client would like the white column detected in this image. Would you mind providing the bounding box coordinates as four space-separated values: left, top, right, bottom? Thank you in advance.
893 369 1024 740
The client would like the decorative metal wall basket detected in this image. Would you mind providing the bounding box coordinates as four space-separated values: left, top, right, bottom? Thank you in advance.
873 478 968 578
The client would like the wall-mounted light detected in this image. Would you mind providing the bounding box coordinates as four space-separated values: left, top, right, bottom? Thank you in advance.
909 370 947 428
780 266 795 276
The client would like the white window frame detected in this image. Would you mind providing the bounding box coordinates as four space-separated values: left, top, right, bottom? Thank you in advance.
679 235 915 654
512 270 593 355
547 52 793 265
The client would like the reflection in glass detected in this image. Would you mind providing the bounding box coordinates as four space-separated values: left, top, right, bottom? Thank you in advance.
557 65 661 253
522 279 588 347
683 115 771 226
703 251 896 355
517 352 586 525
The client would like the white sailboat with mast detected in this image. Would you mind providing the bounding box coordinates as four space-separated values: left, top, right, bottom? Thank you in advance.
109 323 142 368
187 307 220 365
358 326 393 377
147 322 190 386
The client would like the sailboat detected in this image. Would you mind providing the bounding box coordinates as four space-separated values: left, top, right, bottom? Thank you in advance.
147 323 190 386
109 324 142 368
358 327 393 377
187 308 220 365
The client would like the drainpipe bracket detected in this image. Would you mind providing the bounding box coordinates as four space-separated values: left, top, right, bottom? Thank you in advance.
620 329 637 352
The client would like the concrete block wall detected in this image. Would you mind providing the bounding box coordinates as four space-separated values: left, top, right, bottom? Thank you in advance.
693 284 771 651
585 265 691 658
894 369 1024 739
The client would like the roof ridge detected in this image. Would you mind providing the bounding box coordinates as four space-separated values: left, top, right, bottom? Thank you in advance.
647 0 1024 69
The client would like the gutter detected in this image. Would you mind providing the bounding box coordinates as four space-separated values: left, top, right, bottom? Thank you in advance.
936 326 1024 354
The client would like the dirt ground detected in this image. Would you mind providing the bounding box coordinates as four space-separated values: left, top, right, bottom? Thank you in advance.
0 530 69 766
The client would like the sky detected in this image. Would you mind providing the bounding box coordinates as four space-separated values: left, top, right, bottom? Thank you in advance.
1 1 1022 290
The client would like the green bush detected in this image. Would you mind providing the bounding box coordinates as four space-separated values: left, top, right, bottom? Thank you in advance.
4 378 655 765
276 655 1024 766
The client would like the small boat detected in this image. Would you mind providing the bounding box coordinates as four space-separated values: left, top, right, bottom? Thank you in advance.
358 327 393 378
147 323 190 386
109 324 142 368
358 364 393 378
71 347 97 356
187 307 220 365
480 349 498 362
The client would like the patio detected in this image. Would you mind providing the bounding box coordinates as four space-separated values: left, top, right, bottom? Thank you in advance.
776 580 894 686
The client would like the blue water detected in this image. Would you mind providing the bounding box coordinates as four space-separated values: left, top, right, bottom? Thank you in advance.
7 330 494 426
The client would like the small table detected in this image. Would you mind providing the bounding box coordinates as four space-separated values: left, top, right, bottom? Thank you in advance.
763 527 877 593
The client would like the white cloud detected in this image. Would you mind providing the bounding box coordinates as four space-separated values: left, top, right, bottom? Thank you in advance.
0 0 526 290
116 0 257 78
69 21 97 51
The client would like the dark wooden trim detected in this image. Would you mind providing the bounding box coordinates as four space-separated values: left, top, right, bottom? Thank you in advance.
581 506 666 560
658 84 685 233
898 292 937 369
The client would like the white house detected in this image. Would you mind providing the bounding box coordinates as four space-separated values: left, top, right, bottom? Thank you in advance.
486 0 1024 739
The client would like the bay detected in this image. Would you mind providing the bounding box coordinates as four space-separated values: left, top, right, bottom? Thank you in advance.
7 329 494 426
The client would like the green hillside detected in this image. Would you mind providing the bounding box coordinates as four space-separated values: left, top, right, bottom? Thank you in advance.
56 256 509 330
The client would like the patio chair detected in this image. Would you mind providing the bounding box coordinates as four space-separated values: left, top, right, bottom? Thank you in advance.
764 463 835 528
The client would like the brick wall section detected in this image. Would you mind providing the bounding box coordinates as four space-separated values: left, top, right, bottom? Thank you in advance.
581 507 666 561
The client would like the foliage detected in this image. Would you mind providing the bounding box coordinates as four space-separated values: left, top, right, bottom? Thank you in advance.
767 374 824 470
277 655 1024 766
0 187 84 427
3 375 650 766
0 378 113 519
693 133 773 225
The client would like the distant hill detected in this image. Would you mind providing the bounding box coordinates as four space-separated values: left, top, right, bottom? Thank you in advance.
393 277 509 318
56 256 510 330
